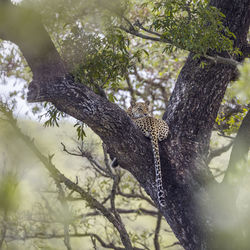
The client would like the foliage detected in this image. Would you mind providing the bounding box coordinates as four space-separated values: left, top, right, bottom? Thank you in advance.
216 104 248 135
74 121 87 140
0 40 31 81
40 103 87 140
140 0 237 55
41 102 67 127
1 0 240 119
61 28 133 93
216 60 250 135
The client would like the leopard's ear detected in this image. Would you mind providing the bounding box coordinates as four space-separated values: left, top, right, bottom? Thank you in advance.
131 100 136 107
145 100 150 106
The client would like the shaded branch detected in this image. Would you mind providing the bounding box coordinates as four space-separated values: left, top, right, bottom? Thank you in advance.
204 55 241 67
5 232 143 250
153 213 162 250
61 142 111 177
117 189 155 207
134 20 165 38
165 242 181 248
207 141 233 164
119 25 174 44
119 23 241 67
223 110 250 184
77 208 159 218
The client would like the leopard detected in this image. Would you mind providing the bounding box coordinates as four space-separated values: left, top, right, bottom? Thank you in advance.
127 101 169 207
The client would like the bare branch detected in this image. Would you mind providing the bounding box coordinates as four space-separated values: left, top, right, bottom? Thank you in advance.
102 143 115 176
61 142 111 177
213 170 226 178
117 189 155 207
5 232 144 250
1 107 134 250
165 241 181 248
119 26 168 43
207 141 233 164
154 213 162 250
218 133 235 140
134 20 165 39
203 55 241 67
77 208 159 218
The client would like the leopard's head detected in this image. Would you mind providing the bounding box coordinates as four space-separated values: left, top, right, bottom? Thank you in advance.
129 101 150 118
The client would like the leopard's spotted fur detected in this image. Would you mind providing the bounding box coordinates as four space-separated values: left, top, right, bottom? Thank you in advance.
127 101 169 207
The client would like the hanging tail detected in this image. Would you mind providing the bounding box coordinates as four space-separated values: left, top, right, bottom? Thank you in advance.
151 137 166 207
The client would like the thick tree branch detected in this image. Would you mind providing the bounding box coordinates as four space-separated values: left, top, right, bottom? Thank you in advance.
163 0 250 154
223 110 250 184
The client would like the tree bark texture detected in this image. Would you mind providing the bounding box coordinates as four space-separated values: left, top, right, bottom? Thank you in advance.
0 0 249 249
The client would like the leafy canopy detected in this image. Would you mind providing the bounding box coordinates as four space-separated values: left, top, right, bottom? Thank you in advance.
1 0 241 129
138 0 237 55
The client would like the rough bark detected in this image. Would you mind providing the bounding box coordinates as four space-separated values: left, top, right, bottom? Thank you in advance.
0 0 249 249
160 0 250 248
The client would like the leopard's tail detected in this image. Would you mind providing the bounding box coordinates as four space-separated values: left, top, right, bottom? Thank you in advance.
151 136 166 207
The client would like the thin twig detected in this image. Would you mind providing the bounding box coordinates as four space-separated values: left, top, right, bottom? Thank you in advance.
57 183 72 250
5 232 144 250
117 188 155 207
165 241 181 248
154 213 162 250
119 24 241 67
207 141 234 164
76 208 158 219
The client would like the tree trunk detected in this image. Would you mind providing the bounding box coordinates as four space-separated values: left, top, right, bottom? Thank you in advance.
0 0 249 249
